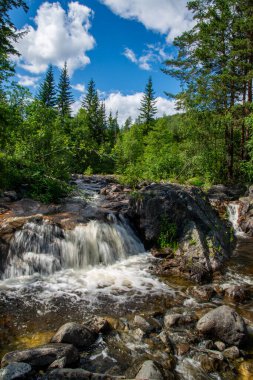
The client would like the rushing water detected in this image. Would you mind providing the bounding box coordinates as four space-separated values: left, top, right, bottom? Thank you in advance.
0 183 253 379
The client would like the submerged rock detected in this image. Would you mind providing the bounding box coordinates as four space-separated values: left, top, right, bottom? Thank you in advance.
196 305 247 346
0 362 32 380
1 344 79 369
51 322 98 348
48 368 125 379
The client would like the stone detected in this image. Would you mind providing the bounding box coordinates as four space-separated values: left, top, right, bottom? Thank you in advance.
196 305 247 346
223 346 240 360
51 322 98 348
86 317 112 334
1 344 79 368
188 285 214 302
164 314 181 328
214 341 226 351
135 361 164 380
176 343 190 356
238 361 253 379
224 285 247 303
48 368 125 379
0 362 32 380
3 192 18 202
48 357 67 369
133 316 152 332
199 352 224 373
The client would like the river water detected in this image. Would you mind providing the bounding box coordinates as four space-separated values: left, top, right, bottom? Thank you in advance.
0 183 253 379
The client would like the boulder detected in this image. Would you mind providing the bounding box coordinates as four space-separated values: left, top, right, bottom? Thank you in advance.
224 285 247 303
48 368 125 379
127 184 233 282
51 322 98 348
223 346 240 360
0 362 32 380
135 361 164 380
1 344 79 369
133 316 152 333
196 306 247 346
86 317 112 335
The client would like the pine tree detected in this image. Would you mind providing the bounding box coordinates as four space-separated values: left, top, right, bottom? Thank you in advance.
57 62 73 118
97 102 107 144
107 111 119 146
0 0 28 85
82 79 102 145
139 77 157 134
37 65 56 108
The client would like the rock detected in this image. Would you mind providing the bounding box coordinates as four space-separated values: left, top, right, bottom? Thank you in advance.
223 346 240 360
214 341 226 351
238 361 253 379
199 352 224 373
132 328 145 341
133 316 152 332
176 343 190 356
187 285 214 302
196 305 247 346
1 344 79 368
3 192 18 202
48 368 125 379
48 357 67 369
127 184 233 282
86 317 112 334
224 285 247 303
0 362 32 379
157 332 173 353
51 322 98 348
164 313 195 329
135 361 165 380
208 185 245 201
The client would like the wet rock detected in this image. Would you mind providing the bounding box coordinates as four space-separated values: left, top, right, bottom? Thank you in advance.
196 305 247 346
187 285 214 302
151 248 174 259
48 357 67 369
51 322 98 348
86 317 112 334
3 192 18 202
199 351 224 373
223 346 240 360
176 343 190 356
164 313 196 329
135 361 165 380
1 344 79 368
238 361 253 379
132 328 145 341
157 332 173 353
207 185 245 201
0 362 32 379
214 341 226 351
133 316 152 333
224 285 247 303
48 368 125 379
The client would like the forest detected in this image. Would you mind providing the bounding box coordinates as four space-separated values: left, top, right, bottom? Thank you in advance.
1 0 253 202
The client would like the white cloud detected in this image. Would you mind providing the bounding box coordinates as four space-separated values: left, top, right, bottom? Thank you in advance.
71 83 85 92
123 44 172 71
15 1 95 75
104 92 177 125
16 74 41 87
100 0 193 42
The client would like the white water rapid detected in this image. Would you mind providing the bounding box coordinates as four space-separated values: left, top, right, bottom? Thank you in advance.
3 218 145 279
227 202 243 236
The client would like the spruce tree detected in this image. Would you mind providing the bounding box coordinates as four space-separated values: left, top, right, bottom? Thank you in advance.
37 65 56 107
57 62 73 118
107 111 119 146
82 79 102 145
139 77 157 134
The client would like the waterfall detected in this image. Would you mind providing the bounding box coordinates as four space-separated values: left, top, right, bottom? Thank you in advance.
227 202 242 235
2 218 144 279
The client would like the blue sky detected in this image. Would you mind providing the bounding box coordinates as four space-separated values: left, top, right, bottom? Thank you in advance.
11 0 192 124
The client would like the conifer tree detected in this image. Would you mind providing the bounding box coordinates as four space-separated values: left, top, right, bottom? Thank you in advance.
57 62 73 118
37 65 56 108
139 77 157 134
107 111 119 146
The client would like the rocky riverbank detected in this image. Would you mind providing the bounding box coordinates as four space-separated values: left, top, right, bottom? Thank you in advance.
0 176 252 379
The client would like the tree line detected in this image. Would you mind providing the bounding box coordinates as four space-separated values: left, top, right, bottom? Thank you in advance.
1 0 253 201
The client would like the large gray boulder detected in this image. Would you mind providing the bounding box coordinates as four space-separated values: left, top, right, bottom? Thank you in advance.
127 184 233 282
196 306 247 346
51 322 98 348
0 362 32 380
1 344 79 369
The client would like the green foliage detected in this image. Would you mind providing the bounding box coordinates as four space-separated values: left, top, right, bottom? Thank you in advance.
139 77 157 134
37 65 56 108
57 62 73 118
158 216 178 250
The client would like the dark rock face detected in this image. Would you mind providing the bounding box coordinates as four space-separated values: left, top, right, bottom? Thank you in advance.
51 323 98 348
127 184 233 282
196 305 248 346
1 344 79 368
48 368 124 379
207 185 246 201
